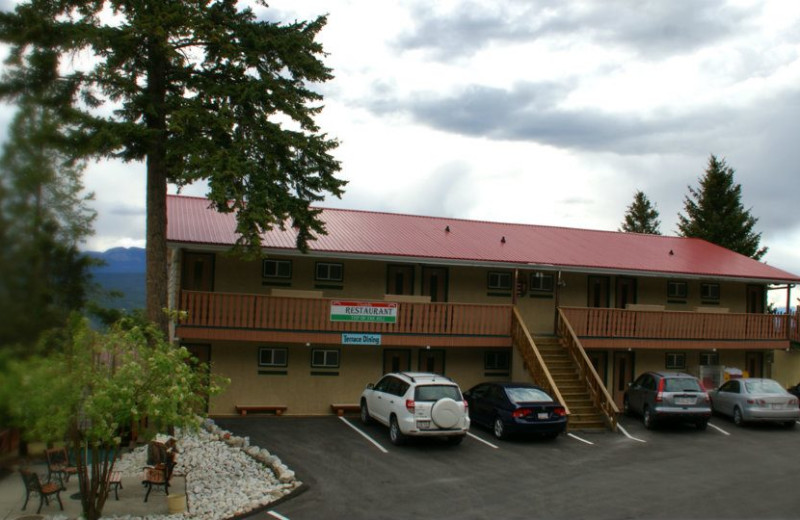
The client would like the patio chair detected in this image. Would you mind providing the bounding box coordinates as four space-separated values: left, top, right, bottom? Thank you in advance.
20 469 64 514
45 446 77 484
142 457 175 502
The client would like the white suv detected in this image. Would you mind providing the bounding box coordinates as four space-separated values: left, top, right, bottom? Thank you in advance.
360 372 470 445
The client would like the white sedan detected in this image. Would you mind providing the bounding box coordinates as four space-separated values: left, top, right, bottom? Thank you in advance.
709 378 799 427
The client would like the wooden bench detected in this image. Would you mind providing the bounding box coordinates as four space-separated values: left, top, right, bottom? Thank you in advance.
234 405 287 416
330 404 361 416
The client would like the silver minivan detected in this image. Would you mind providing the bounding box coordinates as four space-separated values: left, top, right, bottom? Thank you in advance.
624 371 712 430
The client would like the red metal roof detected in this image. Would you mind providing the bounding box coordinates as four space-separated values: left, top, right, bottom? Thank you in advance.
167 195 800 283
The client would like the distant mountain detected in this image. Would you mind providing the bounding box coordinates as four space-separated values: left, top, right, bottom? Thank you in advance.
87 247 146 274
87 247 146 313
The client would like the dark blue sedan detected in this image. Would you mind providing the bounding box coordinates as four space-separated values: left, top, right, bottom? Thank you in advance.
464 382 567 440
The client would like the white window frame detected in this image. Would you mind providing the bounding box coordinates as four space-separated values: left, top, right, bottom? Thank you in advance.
530 272 554 292
485 350 511 370
263 259 292 279
311 348 340 368
665 352 686 370
667 281 688 299
487 271 512 290
259 347 288 367
701 283 720 301
315 262 343 282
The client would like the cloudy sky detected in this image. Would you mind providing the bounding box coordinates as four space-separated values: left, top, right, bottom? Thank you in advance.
3 1 800 299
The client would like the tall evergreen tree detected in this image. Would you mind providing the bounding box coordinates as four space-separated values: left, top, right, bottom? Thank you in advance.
0 100 97 349
677 155 767 260
620 190 661 234
0 1 346 333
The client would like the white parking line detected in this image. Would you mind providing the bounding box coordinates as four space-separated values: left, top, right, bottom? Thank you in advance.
616 423 646 443
708 422 731 436
267 511 291 520
467 432 499 449
338 416 389 453
567 433 594 445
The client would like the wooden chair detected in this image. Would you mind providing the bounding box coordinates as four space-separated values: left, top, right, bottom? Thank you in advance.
45 446 77 484
20 469 64 514
142 458 174 502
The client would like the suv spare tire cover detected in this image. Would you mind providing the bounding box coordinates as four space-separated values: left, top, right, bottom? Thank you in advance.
431 398 462 429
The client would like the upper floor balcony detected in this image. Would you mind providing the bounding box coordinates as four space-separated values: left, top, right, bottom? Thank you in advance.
560 306 800 350
175 290 800 350
175 290 513 347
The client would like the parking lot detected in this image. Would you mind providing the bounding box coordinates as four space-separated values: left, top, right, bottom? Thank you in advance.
216 415 800 520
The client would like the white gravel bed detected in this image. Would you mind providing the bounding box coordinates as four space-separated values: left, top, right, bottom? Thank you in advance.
106 420 301 520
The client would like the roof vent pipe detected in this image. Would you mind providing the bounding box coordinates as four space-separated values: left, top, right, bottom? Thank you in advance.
501 236 506 243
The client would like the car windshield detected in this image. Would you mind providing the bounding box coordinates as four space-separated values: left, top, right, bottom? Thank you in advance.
744 380 784 394
415 385 461 402
506 387 553 403
664 378 703 392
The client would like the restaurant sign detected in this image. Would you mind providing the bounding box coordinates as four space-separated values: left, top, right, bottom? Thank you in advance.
330 301 398 323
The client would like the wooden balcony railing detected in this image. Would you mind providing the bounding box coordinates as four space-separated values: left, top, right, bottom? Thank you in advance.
511 308 570 417
561 307 799 342
178 290 512 337
557 309 619 430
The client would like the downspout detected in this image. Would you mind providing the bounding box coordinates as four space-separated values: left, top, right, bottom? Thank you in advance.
553 271 562 334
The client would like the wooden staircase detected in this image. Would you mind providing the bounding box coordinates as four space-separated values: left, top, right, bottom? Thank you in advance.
534 336 607 431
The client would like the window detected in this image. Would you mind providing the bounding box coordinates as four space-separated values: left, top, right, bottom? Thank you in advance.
259 347 288 367
665 352 686 370
701 283 720 301
699 351 719 366
311 349 340 368
316 262 343 282
530 272 554 292
485 350 510 370
487 271 512 290
263 259 292 279
667 281 687 299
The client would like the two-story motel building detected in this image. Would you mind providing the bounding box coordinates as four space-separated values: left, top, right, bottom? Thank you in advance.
167 195 800 430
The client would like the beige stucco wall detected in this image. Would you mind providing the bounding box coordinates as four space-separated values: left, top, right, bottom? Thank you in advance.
770 350 800 388
207 341 520 416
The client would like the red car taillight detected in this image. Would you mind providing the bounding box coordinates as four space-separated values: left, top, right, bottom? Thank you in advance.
463 400 468 411
655 378 665 402
405 399 415 413
512 408 533 418
553 406 566 417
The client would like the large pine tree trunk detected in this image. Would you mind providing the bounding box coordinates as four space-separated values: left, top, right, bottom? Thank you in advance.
145 33 170 336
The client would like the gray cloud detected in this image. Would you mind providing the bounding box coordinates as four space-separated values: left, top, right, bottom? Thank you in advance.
368 81 748 155
396 0 755 61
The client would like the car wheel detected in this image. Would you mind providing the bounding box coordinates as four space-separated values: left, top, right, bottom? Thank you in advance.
360 400 372 425
785 421 796 429
696 419 708 431
643 406 655 430
623 396 632 416
543 431 559 440
493 416 507 440
446 435 464 446
389 415 406 446
733 407 744 426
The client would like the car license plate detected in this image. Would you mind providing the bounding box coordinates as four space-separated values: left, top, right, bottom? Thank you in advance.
771 404 784 410
675 397 695 405
416 420 431 429
537 413 549 420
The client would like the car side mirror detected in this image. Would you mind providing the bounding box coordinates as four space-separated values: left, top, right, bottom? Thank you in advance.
366 383 374 390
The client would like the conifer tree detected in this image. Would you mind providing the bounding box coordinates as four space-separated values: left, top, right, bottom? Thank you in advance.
620 190 662 234
0 1 346 333
0 100 96 349
677 155 767 260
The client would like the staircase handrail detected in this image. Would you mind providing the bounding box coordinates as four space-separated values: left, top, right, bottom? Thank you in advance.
511 307 570 416
557 308 619 430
